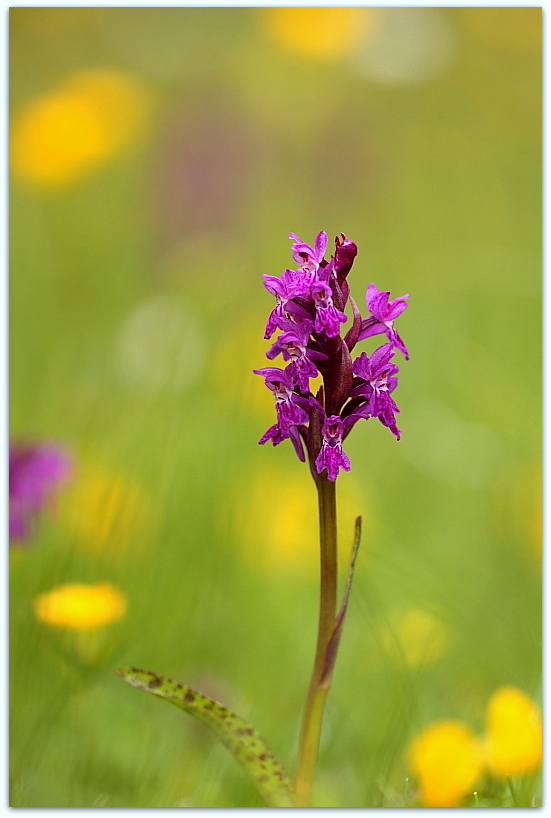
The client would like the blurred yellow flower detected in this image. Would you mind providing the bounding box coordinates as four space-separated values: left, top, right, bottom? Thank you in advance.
58 463 152 562
484 686 542 776
212 316 278 419
11 69 151 187
380 607 449 669
231 464 366 577
408 721 482 807
34 582 127 629
261 7 376 60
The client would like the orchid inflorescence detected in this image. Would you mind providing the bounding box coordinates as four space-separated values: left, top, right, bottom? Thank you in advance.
255 231 409 482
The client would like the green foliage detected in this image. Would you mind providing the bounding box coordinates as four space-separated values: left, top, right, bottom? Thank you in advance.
115 667 295 807
10 6 541 808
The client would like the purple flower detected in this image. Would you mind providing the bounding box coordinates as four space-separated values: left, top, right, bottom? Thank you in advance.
359 283 409 359
9 442 72 542
314 414 351 482
351 344 401 439
254 366 308 460
256 231 410 479
262 268 314 339
311 274 347 338
289 230 327 273
266 319 319 391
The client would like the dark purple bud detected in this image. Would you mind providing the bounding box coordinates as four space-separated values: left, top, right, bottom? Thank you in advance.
334 234 357 284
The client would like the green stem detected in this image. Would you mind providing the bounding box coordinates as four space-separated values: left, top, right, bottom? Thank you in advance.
294 476 338 807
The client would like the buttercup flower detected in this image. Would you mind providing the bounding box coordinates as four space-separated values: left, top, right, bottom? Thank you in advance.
408 720 482 807
484 686 542 776
9 441 72 542
34 582 127 629
255 231 409 481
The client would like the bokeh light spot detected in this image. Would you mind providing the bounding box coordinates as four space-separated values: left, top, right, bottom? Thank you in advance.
261 7 375 60
231 465 366 578
353 7 455 85
380 607 449 669
58 463 152 562
11 69 151 188
114 294 207 395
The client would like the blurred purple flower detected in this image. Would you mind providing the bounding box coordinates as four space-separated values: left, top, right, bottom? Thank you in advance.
9 442 72 542
156 92 255 247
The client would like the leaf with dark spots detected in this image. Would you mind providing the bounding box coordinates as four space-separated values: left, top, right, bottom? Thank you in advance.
114 667 295 808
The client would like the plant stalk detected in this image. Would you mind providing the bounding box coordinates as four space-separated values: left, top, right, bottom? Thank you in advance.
294 475 338 807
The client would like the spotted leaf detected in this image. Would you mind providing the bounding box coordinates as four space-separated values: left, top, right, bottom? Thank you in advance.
114 667 295 808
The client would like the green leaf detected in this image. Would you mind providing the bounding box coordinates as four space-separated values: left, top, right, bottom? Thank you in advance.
320 516 362 688
114 667 295 808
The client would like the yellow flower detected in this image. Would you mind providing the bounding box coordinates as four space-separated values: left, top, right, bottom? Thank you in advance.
34 582 127 629
408 721 483 807
261 7 376 60
58 463 153 563
484 686 542 776
380 607 449 669
11 69 151 187
229 464 367 578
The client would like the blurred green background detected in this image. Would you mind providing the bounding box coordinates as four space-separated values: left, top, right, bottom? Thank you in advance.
9 7 541 808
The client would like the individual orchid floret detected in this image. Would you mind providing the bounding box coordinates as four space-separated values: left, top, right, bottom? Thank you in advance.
254 366 309 460
262 269 313 339
311 278 347 338
9 441 72 542
289 230 327 274
314 414 351 482
351 345 401 439
359 283 409 359
266 319 319 392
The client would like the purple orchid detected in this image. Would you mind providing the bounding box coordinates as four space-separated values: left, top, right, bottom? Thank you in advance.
263 269 304 339
255 231 410 481
254 366 308 460
359 283 409 359
9 441 72 542
351 345 401 439
315 414 351 482
311 268 347 338
289 230 327 274
266 319 319 392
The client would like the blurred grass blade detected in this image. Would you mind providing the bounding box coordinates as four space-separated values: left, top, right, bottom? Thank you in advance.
320 516 362 688
114 667 295 807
